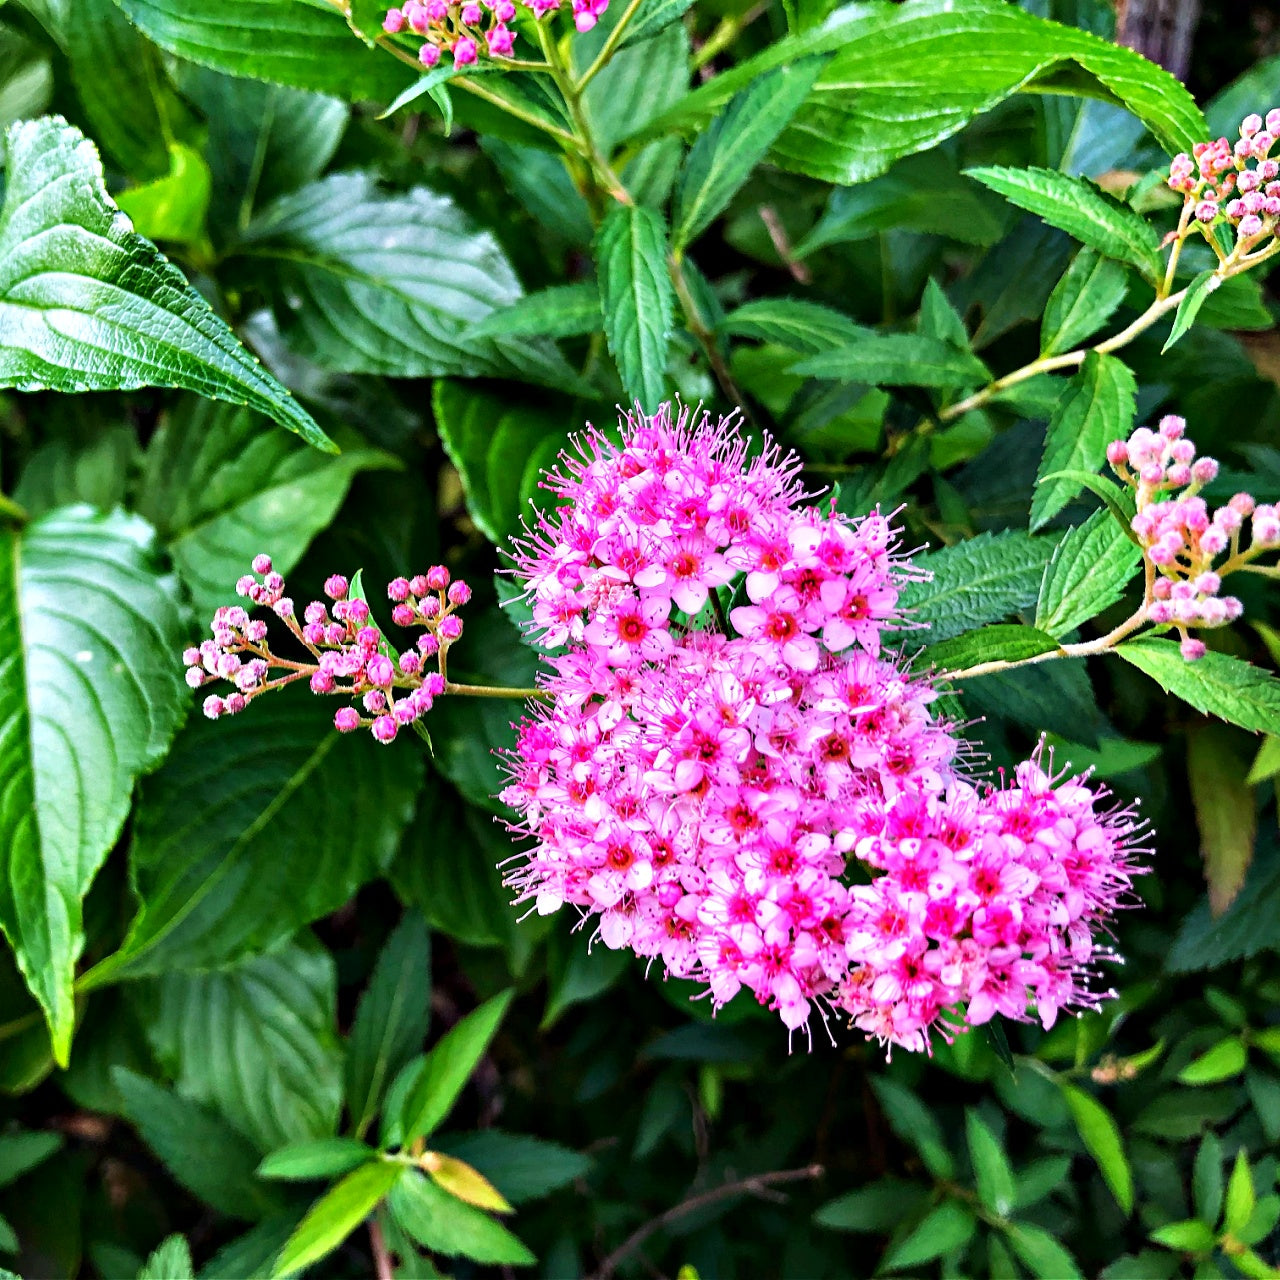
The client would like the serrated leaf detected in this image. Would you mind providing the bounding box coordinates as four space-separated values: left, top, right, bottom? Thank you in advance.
0 117 331 449
467 283 601 341
137 1235 193 1280
1032 352 1137 529
388 1170 535 1267
1041 249 1130 357
1163 269 1222 353
900 531 1054 643
433 1131 591 1206
1038 468 1138 536
258 1139 376 1182
272 1159 401 1278
1062 1085 1133 1215
672 60 821 250
424 1153 512 1213
619 0 696 47
813 1179 929 1233
966 1110 1016 1215
0 508 186 1064
1036 509 1141 637
596 204 674 409
718 298 867 353
880 1200 976 1271
1187 723 1257 915
925 624 1060 673
966 166 1162 281
791 333 991 389
1167 841 1280 972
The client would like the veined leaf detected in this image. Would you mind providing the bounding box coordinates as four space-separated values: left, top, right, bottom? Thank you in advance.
619 0 696 47
1061 1085 1134 1215
966 1111 1016 1216
467 283 601 341
137 1235 194 1280
258 1139 376 1183
880 1200 976 1271
1167 842 1280 972
925 624 1060 674
1163 269 1222 353
1187 722 1257 915
1040 249 1130 357
1036 510 1141 637
0 117 331 449
718 298 867 353
388 1170 535 1266
790 333 990 389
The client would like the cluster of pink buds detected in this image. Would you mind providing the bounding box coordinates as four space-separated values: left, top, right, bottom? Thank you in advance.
1169 109 1280 243
1108 415 1278 660
181 556 467 743
501 405 1144 1049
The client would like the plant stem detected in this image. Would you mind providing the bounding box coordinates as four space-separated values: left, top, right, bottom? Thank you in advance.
575 0 647 92
0 492 28 525
668 249 751 410
445 681 551 699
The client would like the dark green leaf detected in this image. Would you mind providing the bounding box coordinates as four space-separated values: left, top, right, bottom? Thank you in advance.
1167 843 1280 971
1036 510 1141 637
467 284 601 341
871 1077 953 1179
925 624 1060 673
0 1132 62 1190
1062 1084 1134 1215
258 1139 377 1182
1041 249 1130 357
580 20 687 153
388 1170 535 1266
966 1110 1016 1216
1163 269 1221 353
1187 723 1257 915
201 1215 304 1280
1193 1133 1224 1226
791 333 991 389
813 1178 928 1232
433 1131 590 1205
1037 468 1138 535
880 1200 976 1271
718 298 866 353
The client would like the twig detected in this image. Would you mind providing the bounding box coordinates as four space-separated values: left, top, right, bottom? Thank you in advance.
369 1217 395 1280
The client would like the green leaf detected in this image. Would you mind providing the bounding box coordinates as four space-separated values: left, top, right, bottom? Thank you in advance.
1187 723 1257 915
966 166 1162 281
579 19 688 154
137 1235 193 1280
1177 1037 1248 1086
103 694 422 977
790 333 991 389
595 204 674 409
1061 1084 1134 1215
925 624 1060 674
965 1110 1016 1216
113 1068 285 1221
236 174 573 388
1031 352 1137 529
1149 1219 1215 1251
201 1215 305 1280
619 0 696 47
1167 843 1280 972
1163 270 1222 353
672 60 821 250
1224 1151 1256 1237
1117 639 1280 735
813 1178 928 1233
346 912 432 1142
1006 1222 1085 1278
388 1170 535 1267
1246 735 1280 786
870 1077 954 1179
432 380 576 546
433 1132 590 1206
0 117 331 449
880 1200 976 1271
0 1132 61 1190
0 508 186 1064
900 530 1055 643
1192 1133 1224 1226
258 1139 377 1182
467 283 602 341
1037 468 1138 536
1041 249 1130 358
542 932 630 1029
116 143 212 249
272 1159 401 1278
1036 510 1141 638
111 0 411 101
136 400 395 619
718 298 866 353
138 940 344 1153
400 990 515 1146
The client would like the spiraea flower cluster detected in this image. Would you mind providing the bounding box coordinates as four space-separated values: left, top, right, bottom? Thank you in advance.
383 0 607 68
1108 415 1278 661
501 405 1144 1048
1169 109 1280 243
183 556 467 743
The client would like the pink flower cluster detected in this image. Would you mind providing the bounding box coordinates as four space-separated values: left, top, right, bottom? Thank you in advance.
1108 415 1277 660
183 557 467 743
383 0 607 68
1169 109 1280 242
501 406 1143 1049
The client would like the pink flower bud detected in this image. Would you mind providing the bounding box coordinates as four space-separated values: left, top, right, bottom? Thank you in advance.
1191 458 1219 484
392 604 416 627
421 596 441 619
1242 114 1263 138
225 692 247 715
1106 440 1129 466
372 715 398 743
406 0 430 30
1255 131 1275 156
324 574 349 600
1152 576 1173 600
311 670 336 694
388 577 411 602
420 42 441 67
1180 637 1207 661
1224 596 1244 620
325 624 346 645
487 23 515 55
252 553 272 574
1263 159 1280 181
461 2 482 21
452 35 478 65
1239 213 1264 237
273 597 294 618
1229 492 1256 516
1255 517 1280 547
439 615 463 641
424 672 446 697
363 691 387 713
392 700 418 725
347 599 370 625
182 647 201 666
426 565 450 590
1201 529 1229 555
335 707 361 732
185 667 205 689
425 0 448 18
357 626 381 651
235 574 255 597
447 581 472 606
1195 200 1218 222
1167 463 1192 487
1170 439 1195 464
383 7 405 32
418 633 440 657
202 695 224 719
1140 464 1164 486
1227 198 1244 219
1194 572 1221 595
409 575 430 596
1158 414 1186 440
399 651 422 675
367 654 395 687
495 0 516 19
1147 601 1173 624
1239 170 1261 193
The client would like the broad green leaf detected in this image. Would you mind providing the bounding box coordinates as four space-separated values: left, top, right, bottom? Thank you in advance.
0 508 186 1064
813 1179 929 1233
1187 723 1257 915
1041 249 1130 357
1006 1222 1085 1278
1031 352 1137 529
1248 734 1280 785
925 624 1059 674
718 298 866 353
871 1077 953 1179
791 333 991 389
137 1235 193 1280
1061 1085 1133 1214
672 60 821 250
0 117 331 449
434 1131 591 1206
113 1068 285 1221
136 400 395 620
423 1153 511 1214
388 1170 535 1267
1163 270 1221 353
1178 1037 1248 1086
1149 1219 1215 1251
1037 468 1137 536
965 655 1099 746
201 1215 305 1280
467 284 601 341
400 990 515 1145
619 0 696 46
235 174 574 388
481 139 593 247
0 29 52 166
900 531 1054 643
965 1110 1016 1216
966 166 1162 281
579 19 688 154
1036 510 1141 638
0 1132 61 1190
346 912 432 1142
1193 1133 1224 1226
542 931 630 1030
880 1200 976 1271
272 1159 401 1278
1118 639 1280 735
138 940 344 1153
111 0 411 100
595 204 674 409
258 1139 376 1182
1167 843 1280 972
116 144 212 249
101 694 422 978
1224 1151 1256 1237
432 380 576 546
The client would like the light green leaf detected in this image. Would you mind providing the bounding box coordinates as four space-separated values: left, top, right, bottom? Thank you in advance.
596 203 675 409
1006 1222 1085 1278
116 143 212 248
1178 1037 1248 1086
1031 352 1137 529
1036 509 1141 637
1247 735 1280 786
272 1159 401 1278
1041 249 1130 357
388 1170 535 1267
925 624 1060 674
137 1235 193 1280
672 60 821 250
0 117 331 449
880 1200 976 1271
718 298 866 353
791 333 991 389
966 166 1162 281
1224 1151 1256 1237
966 1110 1016 1216
1062 1084 1133 1215
1187 723 1257 915
467 283 601 341
258 1138 376 1182
1117 639 1280 735
1163 270 1222 353
1149 1219 1215 1252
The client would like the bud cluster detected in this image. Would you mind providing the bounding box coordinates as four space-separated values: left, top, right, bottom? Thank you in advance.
1168 109 1280 243
182 556 468 743
1108 415 1278 660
